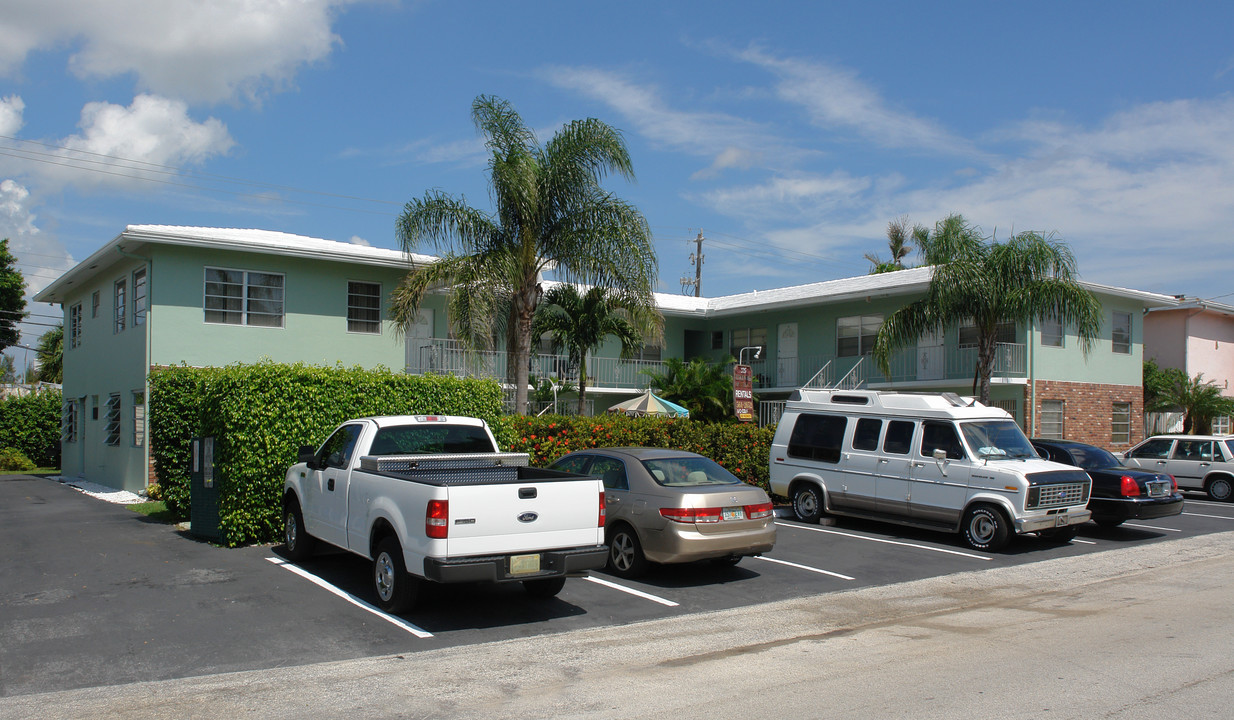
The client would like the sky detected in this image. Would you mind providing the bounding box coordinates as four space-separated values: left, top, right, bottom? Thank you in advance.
4 0 1234 363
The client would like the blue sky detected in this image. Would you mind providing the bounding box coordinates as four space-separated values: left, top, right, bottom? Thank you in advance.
4 1 1234 356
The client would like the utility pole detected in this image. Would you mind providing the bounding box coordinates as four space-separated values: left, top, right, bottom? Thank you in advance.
679 230 704 297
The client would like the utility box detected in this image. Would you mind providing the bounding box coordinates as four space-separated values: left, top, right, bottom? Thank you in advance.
189 436 222 542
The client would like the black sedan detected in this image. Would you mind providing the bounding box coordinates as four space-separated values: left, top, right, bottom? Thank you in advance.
1031 438 1185 528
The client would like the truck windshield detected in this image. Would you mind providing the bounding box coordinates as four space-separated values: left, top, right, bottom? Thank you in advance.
959 420 1038 460
369 425 495 455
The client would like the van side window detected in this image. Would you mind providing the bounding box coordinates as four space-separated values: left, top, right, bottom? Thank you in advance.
852 418 882 451
883 420 914 454
921 421 965 460
788 413 847 463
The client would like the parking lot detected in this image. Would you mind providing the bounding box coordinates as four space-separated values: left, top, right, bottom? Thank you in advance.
4 472 1233 698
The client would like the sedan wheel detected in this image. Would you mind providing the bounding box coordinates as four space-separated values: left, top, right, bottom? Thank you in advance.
607 526 648 579
1206 476 1234 502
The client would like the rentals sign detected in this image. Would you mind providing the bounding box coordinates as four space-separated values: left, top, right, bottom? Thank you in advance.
733 364 754 423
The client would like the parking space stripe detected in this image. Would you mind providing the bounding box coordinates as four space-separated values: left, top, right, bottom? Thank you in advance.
1122 523 1182 532
1183 512 1234 520
754 555 855 580
584 576 679 607
1069 538 1097 545
775 521 993 561
266 558 434 638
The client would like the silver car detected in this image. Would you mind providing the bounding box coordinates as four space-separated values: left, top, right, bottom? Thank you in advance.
548 448 776 578
1120 434 1234 501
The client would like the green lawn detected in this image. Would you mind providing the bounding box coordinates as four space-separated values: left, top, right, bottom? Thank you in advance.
128 501 180 524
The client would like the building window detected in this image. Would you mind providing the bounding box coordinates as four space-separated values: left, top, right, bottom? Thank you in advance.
711 331 724 350
133 268 147 326
346 281 381 334
837 315 881 357
1041 316 1063 347
959 320 1016 349
1039 399 1064 439
1112 402 1132 444
91 291 100 318
730 327 766 360
636 343 662 362
114 278 126 333
204 268 285 327
1214 416 1232 435
62 401 78 443
69 303 82 348
132 391 146 447
1112 311 1132 354
91 395 99 420
105 394 121 446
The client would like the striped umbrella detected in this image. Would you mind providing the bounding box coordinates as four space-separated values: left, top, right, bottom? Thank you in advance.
606 390 691 418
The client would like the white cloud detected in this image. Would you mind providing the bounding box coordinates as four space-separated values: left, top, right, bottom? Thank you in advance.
0 0 362 104
693 172 872 222
348 235 371 246
0 95 23 136
0 179 74 300
6 94 235 192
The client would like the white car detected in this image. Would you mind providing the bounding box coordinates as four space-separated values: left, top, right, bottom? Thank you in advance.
1118 435 1234 502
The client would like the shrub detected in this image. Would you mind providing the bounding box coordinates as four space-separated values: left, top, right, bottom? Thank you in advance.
0 388 62 468
0 446 36 471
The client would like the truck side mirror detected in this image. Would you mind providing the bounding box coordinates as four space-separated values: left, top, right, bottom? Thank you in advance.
298 445 319 469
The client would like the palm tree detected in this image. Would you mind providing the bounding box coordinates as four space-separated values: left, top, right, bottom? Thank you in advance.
864 217 919 274
1148 372 1234 434
531 284 657 414
644 357 736 423
392 95 659 414
872 214 1102 405
36 325 63 383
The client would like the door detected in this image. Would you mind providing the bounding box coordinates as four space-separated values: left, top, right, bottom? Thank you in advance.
874 420 917 516
1166 439 1214 489
310 423 364 547
917 329 944 381
839 417 882 512
777 323 798 387
909 421 970 525
404 309 435 372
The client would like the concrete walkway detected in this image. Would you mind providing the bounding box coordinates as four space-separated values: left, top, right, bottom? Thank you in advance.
9 531 1234 720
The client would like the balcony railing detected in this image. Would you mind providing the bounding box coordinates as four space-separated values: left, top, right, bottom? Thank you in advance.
410 339 664 390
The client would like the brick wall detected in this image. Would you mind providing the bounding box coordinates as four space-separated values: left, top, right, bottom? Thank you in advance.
1029 380 1143 449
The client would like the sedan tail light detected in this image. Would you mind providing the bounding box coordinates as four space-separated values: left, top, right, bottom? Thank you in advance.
660 507 722 523
1119 476 1141 498
426 499 449 539
745 502 774 520
1168 474 1178 491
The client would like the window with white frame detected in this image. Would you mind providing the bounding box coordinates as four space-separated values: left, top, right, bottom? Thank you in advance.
959 320 1016 348
204 268 285 327
1039 399 1065 439
730 327 767 361
133 268 147 326
1112 311 1132 354
114 278 126 333
1111 402 1132 444
1041 315 1063 347
69 303 82 348
105 394 121 446
1213 416 1232 435
837 315 881 357
132 391 146 447
346 281 381 334
61 400 78 443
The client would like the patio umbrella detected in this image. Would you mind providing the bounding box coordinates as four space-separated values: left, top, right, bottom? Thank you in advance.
606 390 691 418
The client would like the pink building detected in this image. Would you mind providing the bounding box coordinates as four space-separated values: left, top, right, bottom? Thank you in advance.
1143 297 1234 433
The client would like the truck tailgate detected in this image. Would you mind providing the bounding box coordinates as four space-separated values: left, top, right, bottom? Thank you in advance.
444 478 603 557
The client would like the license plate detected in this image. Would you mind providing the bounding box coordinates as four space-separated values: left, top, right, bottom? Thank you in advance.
1147 482 1169 498
509 554 540 575
722 507 746 521
1055 514 1070 527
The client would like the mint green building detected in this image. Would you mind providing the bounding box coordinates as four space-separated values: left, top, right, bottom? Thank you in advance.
34 226 1176 492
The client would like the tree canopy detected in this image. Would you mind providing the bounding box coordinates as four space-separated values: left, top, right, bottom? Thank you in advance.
392 96 659 414
36 325 63 383
0 238 27 354
643 357 736 423
1144 361 1234 434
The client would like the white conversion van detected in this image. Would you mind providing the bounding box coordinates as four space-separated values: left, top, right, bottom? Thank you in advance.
769 390 1092 551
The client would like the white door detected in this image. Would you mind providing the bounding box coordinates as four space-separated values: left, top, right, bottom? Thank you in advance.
777 323 798 387
917 329 944 381
404 309 435 372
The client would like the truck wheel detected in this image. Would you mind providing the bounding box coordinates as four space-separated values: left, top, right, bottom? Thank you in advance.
1206 476 1233 502
607 525 648 579
523 577 567 599
792 484 824 524
1039 526 1078 543
283 498 316 562
373 537 418 614
961 505 1010 552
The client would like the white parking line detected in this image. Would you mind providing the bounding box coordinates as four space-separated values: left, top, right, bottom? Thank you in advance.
584 576 679 607
776 521 993 561
1123 523 1182 533
1183 512 1234 520
266 558 434 638
754 556 855 580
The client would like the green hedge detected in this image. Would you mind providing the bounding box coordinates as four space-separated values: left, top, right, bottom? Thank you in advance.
150 362 504 546
0 388 62 468
495 414 775 494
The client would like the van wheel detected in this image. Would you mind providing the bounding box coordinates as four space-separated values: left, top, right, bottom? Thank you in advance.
792 484 824 523
373 537 418 613
961 505 1010 552
1205 476 1233 502
523 577 566 599
283 498 315 562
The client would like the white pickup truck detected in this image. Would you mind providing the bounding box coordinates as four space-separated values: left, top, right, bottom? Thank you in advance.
282 415 608 612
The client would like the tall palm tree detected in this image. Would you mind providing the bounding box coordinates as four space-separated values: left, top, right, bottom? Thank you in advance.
392 96 659 414
863 217 920 273
872 214 1102 405
531 284 657 414
36 325 63 383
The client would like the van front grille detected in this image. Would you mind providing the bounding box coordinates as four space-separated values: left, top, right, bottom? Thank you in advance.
1027 482 1090 509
